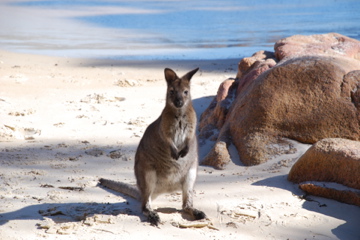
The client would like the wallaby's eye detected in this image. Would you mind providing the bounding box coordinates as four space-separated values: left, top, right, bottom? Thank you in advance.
184 90 188 95
169 89 175 95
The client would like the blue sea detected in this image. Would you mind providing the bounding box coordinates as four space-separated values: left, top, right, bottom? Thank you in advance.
1 0 360 60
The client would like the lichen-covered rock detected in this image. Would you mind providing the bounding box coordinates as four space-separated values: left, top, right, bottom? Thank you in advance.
298 182 360 207
202 141 231 170
230 56 360 165
274 33 360 61
288 138 360 206
199 78 237 141
237 50 277 79
288 138 360 189
199 33 360 167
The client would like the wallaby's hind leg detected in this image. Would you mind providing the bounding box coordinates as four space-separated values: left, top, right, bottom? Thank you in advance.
182 168 206 220
138 170 161 226
141 196 160 226
182 189 206 220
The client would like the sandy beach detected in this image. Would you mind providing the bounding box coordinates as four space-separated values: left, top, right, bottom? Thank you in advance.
1 50 359 240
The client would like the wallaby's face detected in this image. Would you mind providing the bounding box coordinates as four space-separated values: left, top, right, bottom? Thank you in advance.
167 79 190 108
164 68 199 109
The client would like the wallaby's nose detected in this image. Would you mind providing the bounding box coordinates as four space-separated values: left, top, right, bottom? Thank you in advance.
174 99 183 108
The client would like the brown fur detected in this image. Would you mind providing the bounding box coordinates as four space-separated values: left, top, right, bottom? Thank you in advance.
100 68 206 226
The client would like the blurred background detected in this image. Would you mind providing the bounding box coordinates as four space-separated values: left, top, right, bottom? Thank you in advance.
0 0 359 60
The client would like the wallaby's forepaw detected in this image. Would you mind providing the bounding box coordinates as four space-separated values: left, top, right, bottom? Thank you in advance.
179 145 189 158
170 146 180 160
148 211 161 226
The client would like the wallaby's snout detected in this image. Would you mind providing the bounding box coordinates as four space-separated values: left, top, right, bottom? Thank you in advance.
169 88 187 108
174 95 183 108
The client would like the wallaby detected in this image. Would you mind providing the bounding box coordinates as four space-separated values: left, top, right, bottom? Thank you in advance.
100 67 206 226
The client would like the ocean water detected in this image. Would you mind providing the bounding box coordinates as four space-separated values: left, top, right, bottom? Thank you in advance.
1 0 360 60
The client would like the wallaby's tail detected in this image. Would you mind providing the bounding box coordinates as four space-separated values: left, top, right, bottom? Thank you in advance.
99 178 141 201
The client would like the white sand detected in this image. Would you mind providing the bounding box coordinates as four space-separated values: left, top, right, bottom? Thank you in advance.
0 50 359 240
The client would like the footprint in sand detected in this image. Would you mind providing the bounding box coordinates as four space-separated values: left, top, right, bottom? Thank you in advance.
3 125 41 140
5 73 29 83
8 109 35 116
114 78 141 87
80 93 125 104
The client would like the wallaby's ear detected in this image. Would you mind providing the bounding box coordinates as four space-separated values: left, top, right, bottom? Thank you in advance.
183 68 199 81
164 68 178 84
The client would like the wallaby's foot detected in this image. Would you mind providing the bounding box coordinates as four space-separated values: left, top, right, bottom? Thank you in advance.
184 207 207 220
192 209 206 220
147 211 161 226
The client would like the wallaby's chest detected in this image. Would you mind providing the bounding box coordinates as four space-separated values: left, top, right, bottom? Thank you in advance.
172 118 189 148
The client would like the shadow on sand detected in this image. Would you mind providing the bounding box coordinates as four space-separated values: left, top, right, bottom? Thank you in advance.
253 175 360 240
0 186 142 227
0 182 200 229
